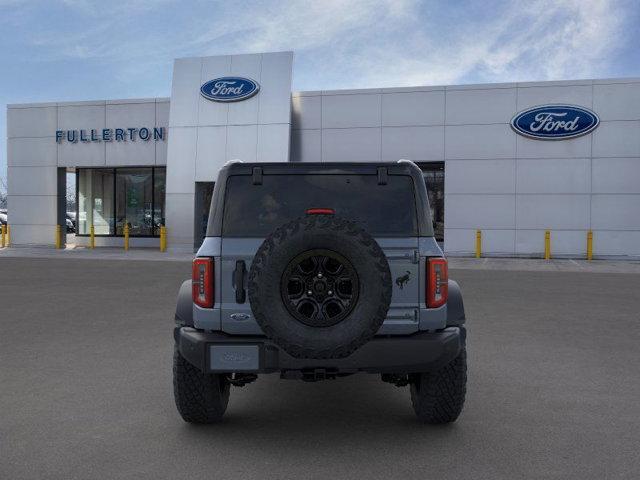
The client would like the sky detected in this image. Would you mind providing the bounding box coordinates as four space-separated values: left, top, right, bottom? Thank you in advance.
1 0 639 191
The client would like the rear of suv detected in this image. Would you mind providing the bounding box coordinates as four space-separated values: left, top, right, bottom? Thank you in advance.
173 161 467 424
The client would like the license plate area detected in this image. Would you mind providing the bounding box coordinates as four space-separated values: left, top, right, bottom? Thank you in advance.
209 344 260 372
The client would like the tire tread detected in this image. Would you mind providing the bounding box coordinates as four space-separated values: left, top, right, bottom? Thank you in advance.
173 346 230 423
410 347 467 424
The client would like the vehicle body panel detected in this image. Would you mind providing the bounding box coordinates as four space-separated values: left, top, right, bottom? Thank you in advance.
193 161 450 335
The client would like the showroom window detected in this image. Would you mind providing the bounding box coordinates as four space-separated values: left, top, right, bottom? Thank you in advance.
419 162 444 242
77 167 166 237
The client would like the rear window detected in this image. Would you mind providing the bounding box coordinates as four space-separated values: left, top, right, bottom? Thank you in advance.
222 174 418 236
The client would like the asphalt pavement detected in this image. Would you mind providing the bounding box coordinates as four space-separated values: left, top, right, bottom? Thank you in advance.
1 257 639 479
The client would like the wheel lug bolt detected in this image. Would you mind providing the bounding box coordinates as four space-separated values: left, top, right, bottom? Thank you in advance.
307 290 313 295
317 273 323 278
328 290 333 295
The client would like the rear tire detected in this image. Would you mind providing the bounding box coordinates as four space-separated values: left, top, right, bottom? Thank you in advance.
409 347 467 424
173 346 230 423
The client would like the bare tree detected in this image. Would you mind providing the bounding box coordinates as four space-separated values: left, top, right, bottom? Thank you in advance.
66 178 76 212
0 176 7 209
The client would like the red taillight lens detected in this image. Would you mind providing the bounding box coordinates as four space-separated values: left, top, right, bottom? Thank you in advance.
306 208 335 215
427 257 448 308
192 257 214 308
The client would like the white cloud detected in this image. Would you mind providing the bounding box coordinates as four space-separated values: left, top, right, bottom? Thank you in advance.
14 0 632 88
472 0 626 81
328 0 627 87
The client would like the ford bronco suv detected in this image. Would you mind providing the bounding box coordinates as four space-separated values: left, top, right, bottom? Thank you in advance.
173 161 467 424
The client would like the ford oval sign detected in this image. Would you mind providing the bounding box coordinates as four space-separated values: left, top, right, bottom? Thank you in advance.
200 77 260 102
511 105 599 140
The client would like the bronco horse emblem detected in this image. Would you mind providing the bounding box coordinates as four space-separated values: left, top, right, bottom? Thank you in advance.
395 270 411 290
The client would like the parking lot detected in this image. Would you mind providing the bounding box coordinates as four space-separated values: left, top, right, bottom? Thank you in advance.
1 256 639 479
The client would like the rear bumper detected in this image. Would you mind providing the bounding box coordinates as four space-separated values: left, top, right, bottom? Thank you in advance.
175 326 464 375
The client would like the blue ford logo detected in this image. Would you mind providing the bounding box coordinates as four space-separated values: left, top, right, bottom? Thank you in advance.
511 105 599 140
200 77 260 102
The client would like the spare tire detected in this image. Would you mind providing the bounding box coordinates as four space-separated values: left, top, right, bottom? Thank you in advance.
248 215 392 359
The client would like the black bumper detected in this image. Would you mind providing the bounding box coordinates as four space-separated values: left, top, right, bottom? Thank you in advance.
175 326 464 375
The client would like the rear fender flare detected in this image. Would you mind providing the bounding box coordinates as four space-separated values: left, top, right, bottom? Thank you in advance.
447 279 465 326
175 280 193 328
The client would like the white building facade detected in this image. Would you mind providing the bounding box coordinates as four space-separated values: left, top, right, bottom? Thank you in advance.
6 52 640 257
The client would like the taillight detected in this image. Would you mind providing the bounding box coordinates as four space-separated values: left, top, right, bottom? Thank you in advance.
192 257 214 308
427 257 448 308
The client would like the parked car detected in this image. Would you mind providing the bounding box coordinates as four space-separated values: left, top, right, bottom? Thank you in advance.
66 212 76 231
173 160 467 424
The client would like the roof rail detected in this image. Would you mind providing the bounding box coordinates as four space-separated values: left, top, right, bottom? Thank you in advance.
224 159 243 166
397 158 423 175
397 158 417 167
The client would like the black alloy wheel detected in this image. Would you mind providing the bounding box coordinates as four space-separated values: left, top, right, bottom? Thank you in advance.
280 249 359 327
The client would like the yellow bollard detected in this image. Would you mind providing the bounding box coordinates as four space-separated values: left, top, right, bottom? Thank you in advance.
124 224 129 251
160 226 167 252
55 225 62 249
6 224 10 246
587 230 593 261
1 224 6 248
544 230 551 260
90 224 95 249
475 229 482 259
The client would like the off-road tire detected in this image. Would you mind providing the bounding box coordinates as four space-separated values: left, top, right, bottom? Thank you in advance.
409 347 467 424
173 346 230 423
248 215 392 359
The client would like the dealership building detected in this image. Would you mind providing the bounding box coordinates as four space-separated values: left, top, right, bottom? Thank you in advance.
6 51 640 257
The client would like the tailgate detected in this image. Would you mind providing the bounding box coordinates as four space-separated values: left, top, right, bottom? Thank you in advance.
218 237 420 336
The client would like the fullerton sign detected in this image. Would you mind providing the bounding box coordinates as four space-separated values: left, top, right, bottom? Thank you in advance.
55 127 165 143
510 105 599 140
